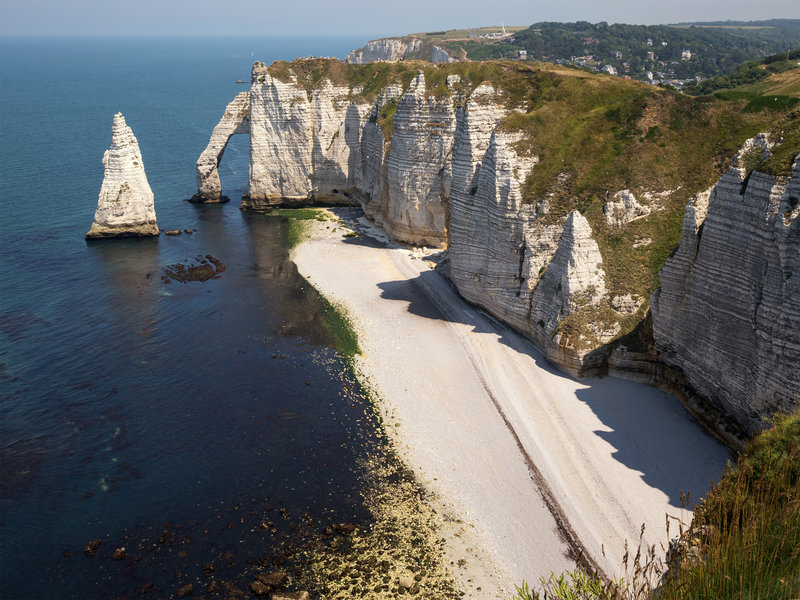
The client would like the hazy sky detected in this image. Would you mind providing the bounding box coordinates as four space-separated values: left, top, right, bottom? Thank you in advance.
2 0 799 37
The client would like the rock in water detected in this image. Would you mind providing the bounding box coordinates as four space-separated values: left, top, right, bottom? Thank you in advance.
86 113 159 239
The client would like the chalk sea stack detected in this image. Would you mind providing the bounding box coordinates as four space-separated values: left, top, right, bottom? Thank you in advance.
86 113 159 239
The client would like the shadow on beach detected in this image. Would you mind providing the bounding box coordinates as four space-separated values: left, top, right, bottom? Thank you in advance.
366 263 731 508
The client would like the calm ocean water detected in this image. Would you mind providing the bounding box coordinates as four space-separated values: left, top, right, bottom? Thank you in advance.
0 35 377 599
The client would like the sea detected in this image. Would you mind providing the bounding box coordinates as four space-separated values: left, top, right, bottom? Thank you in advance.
0 35 380 599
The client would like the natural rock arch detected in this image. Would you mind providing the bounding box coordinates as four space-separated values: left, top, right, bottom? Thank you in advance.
191 91 250 203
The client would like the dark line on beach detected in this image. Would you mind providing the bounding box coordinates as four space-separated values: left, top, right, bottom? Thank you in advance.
473 368 604 578
409 268 605 581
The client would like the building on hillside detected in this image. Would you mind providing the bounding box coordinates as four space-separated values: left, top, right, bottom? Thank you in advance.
647 51 655 61
681 49 692 60
614 51 623 59
646 38 653 46
518 50 527 60
601 64 617 76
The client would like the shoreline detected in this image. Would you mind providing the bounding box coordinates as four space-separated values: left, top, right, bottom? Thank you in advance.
291 208 732 598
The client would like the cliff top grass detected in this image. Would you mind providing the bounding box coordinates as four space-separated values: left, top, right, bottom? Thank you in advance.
262 58 597 108
734 57 800 98
489 64 798 347
408 26 529 42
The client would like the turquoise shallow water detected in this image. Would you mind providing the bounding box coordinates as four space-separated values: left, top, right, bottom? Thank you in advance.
0 35 379 599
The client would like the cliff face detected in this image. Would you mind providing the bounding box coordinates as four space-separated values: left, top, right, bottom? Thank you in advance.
202 66 455 245
87 113 158 239
448 84 612 373
346 37 423 64
192 91 250 203
347 37 460 65
356 85 402 223
382 73 456 246
242 66 372 209
651 141 800 436
195 60 799 412
432 46 456 64
450 128 609 373
245 69 314 205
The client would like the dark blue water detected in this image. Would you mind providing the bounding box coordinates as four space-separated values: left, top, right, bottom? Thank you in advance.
0 36 377 599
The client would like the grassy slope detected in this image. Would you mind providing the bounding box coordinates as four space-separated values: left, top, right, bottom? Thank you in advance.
262 58 799 346
657 409 800 600
408 26 528 41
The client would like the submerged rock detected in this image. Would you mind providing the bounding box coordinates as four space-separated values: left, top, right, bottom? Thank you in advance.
250 580 270 596
86 113 159 239
161 256 226 283
257 572 288 587
272 592 309 600
83 539 101 557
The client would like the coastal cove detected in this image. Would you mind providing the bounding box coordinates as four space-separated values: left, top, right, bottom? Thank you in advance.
0 36 750 600
291 212 733 594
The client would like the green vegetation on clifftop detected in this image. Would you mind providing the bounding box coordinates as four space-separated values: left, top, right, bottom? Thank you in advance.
426 20 800 82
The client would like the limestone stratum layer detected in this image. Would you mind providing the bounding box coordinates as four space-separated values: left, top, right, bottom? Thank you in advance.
651 140 800 437
196 58 799 432
87 113 158 239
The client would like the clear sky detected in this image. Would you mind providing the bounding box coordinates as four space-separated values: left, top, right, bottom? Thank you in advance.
2 0 799 37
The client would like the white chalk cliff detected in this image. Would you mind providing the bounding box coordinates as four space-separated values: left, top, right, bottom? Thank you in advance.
195 61 799 431
651 141 800 436
450 130 609 374
239 63 374 209
193 63 628 371
382 72 457 246
432 46 456 63
87 113 158 239
204 65 457 246
346 37 423 64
